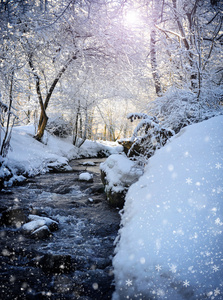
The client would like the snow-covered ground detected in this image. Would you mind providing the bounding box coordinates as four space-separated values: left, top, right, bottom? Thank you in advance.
0 125 122 186
113 116 223 300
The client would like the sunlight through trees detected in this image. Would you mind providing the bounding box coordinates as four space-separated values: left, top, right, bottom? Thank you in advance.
0 0 222 145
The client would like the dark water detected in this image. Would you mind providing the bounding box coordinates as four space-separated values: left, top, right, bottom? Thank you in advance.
0 158 120 299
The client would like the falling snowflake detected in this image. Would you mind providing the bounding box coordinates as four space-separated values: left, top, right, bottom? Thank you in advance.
184 151 190 157
155 264 162 272
214 288 221 296
183 280 190 287
215 163 222 169
211 207 217 216
126 279 133 287
212 265 219 272
169 264 177 273
207 291 213 297
217 186 223 194
186 177 193 185
215 218 222 226
157 289 165 297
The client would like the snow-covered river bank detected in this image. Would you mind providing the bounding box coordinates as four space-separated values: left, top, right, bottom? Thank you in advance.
1 116 223 300
0 158 120 299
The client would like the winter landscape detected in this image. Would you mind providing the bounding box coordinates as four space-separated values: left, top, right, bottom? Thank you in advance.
0 1 223 300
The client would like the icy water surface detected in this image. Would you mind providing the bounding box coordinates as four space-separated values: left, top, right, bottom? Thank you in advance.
0 158 120 299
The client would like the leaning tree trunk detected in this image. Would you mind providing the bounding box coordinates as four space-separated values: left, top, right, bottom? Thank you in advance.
29 53 78 141
28 54 48 141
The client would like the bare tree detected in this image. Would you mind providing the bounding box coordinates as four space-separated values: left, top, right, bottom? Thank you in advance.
150 0 163 96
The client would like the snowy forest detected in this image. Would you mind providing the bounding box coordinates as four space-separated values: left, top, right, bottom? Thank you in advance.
0 0 223 299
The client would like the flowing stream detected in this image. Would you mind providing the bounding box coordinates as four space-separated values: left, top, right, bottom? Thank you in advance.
0 158 120 300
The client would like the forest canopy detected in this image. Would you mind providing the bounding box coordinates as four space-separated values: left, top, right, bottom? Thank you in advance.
0 0 222 152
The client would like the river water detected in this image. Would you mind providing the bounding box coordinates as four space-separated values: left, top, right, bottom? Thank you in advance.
0 158 120 299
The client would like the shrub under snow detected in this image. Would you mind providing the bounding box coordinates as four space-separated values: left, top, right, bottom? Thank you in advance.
148 87 223 133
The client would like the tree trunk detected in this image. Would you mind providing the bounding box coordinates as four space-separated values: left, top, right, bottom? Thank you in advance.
103 124 107 140
150 28 162 96
0 71 15 157
172 0 197 89
35 114 48 141
28 54 48 141
79 114 83 138
150 0 162 96
29 53 78 141
73 111 79 146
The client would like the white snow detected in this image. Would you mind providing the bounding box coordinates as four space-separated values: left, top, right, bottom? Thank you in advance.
23 219 46 232
0 125 122 186
22 215 58 232
100 154 143 193
77 139 123 158
32 224 49 233
82 161 96 166
78 172 93 181
2 125 77 180
113 116 223 300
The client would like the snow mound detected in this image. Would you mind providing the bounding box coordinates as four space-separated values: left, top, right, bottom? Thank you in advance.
100 154 143 193
6 125 78 179
113 116 223 300
78 172 93 182
79 140 123 157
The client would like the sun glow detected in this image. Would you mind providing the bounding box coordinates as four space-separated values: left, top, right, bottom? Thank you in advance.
124 10 142 27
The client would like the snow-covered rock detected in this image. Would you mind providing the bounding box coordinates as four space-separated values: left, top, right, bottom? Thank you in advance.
100 154 143 207
113 116 223 300
79 140 123 158
22 214 59 238
82 161 96 166
78 172 93 182
47 158 72 172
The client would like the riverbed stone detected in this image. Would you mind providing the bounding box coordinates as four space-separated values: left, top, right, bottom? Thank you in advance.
107 187 126 208
22 214 59 240
47 159 72 172
100 169 127 208
30 225 51 240
27 215 59 231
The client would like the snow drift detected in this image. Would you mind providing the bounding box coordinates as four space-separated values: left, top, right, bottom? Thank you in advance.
113 116 223 300
0 125 122 187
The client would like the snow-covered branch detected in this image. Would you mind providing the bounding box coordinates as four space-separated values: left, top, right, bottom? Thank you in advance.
126 113 174 159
